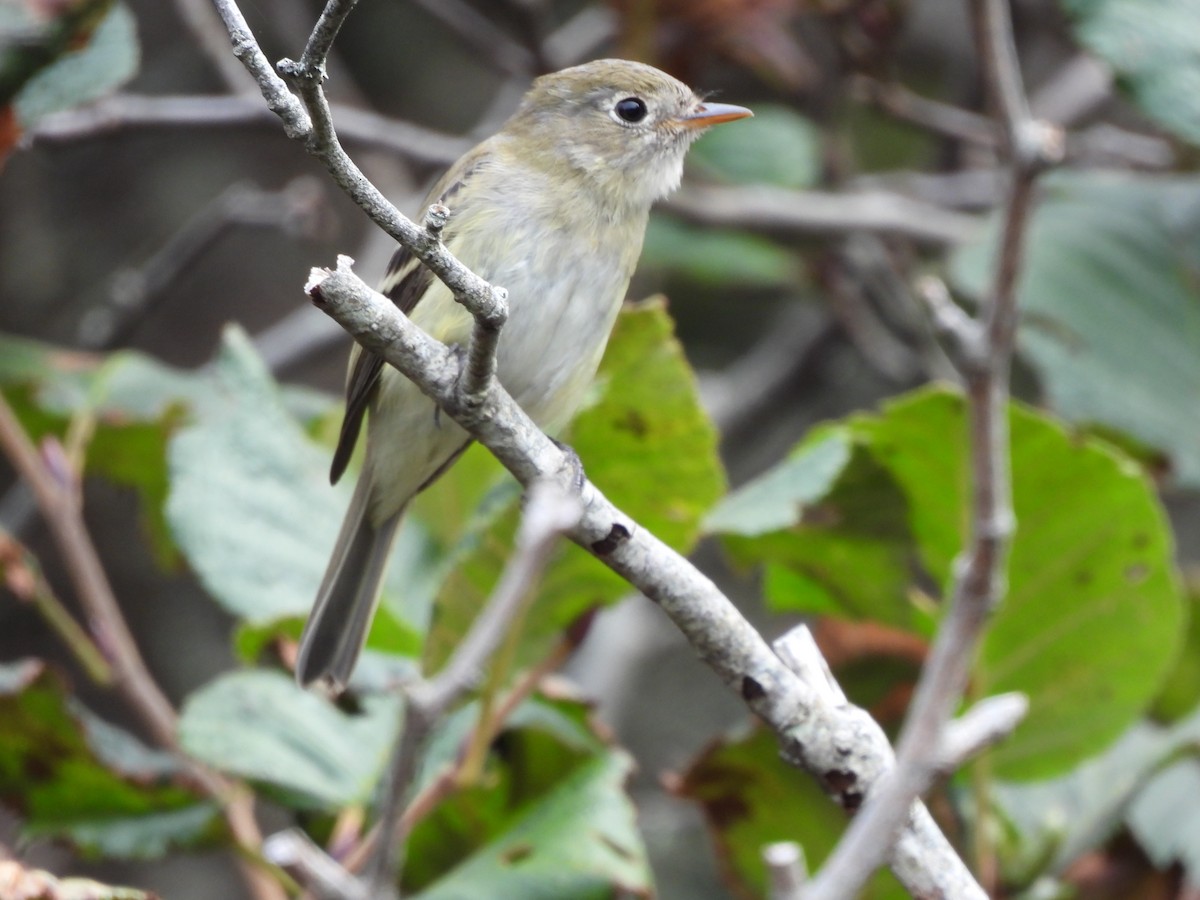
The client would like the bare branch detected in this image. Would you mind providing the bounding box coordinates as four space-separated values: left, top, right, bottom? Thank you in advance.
937 693 1029 771
765 842 807 900
171 0 258 94
210 0 311 138
0 529 112 684
306 260 986 899
0 399 179 751
408 0 535 76
29 93 469 165
0 395 286 900
853 76 999 147
665 183 982 246
263 829 371 900
78 177 330 350
365 481 582 889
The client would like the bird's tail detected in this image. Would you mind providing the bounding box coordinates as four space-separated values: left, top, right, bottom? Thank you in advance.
295 476 402 692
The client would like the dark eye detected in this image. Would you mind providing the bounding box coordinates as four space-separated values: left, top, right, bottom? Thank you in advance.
614 97 648 123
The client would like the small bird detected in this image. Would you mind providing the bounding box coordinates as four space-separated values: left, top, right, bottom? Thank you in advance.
296 59 751 691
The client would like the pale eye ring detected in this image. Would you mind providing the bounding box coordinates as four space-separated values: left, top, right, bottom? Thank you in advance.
614 97 648 123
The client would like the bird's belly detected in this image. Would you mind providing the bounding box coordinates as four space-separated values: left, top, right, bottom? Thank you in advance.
492 254 627 432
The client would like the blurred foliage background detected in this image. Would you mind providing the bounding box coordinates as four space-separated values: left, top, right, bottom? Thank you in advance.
2 0 1200 898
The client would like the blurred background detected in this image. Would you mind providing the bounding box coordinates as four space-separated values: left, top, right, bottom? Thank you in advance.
3 0 1199 897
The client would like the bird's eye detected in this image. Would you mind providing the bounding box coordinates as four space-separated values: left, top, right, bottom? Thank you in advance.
614 97 648 123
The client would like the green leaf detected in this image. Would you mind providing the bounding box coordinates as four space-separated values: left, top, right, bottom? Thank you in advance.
403 694 619 890
166 327 432 658
411 751 650 900
163 327 348 623
424 300 725 671
713 385 1183 778
13 1 139 128
860 388 1184 779
951 172 1200 487
687 104 821 188
713 425 924 632
677 726 906 899
178 669 400 809
0 336 220 566
574 298 726 552
50 804 221 861
705 429 852 536
1062 0 1200 145
992 708 1200 884
1151 586 1200 721
0 660 216 859
641 215 802 288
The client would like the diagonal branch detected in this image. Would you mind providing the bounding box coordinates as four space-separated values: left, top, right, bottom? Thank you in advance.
306 259 986 899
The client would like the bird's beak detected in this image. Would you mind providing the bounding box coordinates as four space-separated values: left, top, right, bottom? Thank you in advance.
678 102 753 129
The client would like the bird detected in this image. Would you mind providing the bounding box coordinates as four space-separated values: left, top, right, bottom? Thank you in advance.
296 58 752 692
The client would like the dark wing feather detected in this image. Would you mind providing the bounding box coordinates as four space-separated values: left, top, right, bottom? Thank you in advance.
327 157 485 485
328 250 435 483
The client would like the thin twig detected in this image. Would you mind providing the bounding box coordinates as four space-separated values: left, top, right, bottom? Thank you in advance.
852 76 999 147
170 0 258 94
0 394 286 900
29 93 469 165
802 0 1061 895
0 396 179 750
0 529 112 684
211 0 508 325
408 0 535 76
765 842 807 900
263 830 370 900
77 177 330 350
210 0 310 139
936 693 1028 771
665 183 982 246
365 481 581 890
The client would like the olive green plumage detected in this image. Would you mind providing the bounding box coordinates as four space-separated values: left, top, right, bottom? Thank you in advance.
296 59 751 692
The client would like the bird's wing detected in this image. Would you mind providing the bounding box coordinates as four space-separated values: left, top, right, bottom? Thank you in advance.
328 155 485 485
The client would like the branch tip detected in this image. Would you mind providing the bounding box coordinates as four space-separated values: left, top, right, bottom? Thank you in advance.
937 692 1028 769
1015 119 1066 172
424 203 451 235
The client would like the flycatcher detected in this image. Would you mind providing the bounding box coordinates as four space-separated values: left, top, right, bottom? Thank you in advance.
297 59 752 691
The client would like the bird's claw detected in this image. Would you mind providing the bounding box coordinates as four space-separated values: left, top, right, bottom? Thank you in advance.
551 438 586 493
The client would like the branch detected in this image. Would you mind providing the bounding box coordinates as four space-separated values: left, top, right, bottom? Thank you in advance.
77 177 330 350
852 76 999 147
0 398 287 900
804 0 1061 895
936 693 1029 771
0 399 180 752
0 529 112 684
664 183 982 246
306 259 985 899
368 481 582 888
170 0 259 94
29 93 469 165
765 842 807 900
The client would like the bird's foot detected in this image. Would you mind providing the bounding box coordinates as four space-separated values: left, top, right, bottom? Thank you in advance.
551 438 586 493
